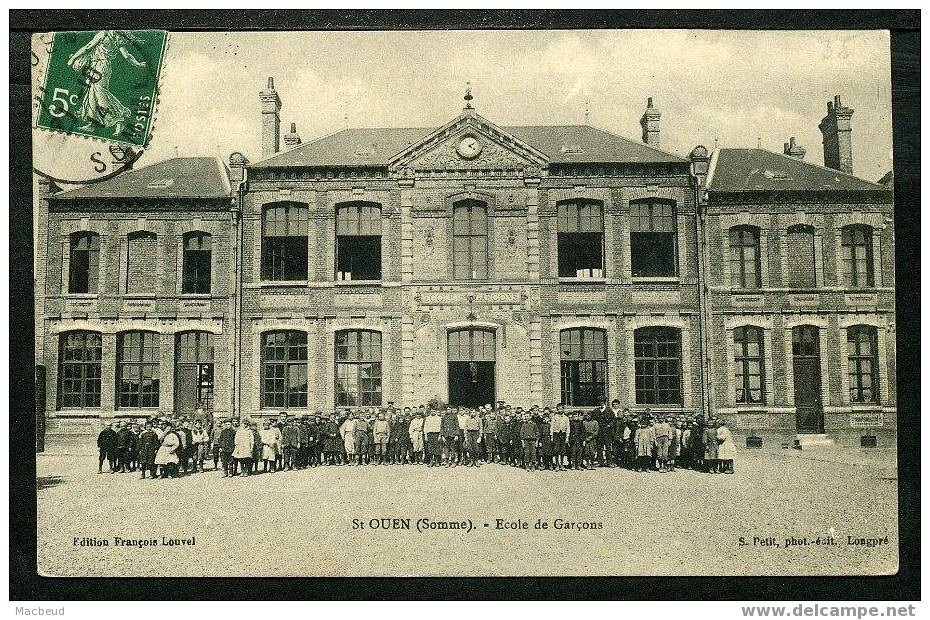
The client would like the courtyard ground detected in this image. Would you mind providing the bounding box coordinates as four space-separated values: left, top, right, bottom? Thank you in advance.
36 446 898 577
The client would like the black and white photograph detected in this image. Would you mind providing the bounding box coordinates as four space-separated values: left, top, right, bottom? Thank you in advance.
13 11 918 594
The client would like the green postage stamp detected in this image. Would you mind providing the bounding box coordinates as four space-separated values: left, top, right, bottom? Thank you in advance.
35 30 168 147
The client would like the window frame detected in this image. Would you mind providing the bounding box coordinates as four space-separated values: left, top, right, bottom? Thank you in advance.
261 202 309 282
629 199 678 278
335 202 382 282
729 225 762 289
175 330 215 412
181 232 212 294
841 225 875 288
68 231 100 294
116 330 161 409
260 330 308 409
556 200 605 279
847 325 879 404
559 327 608 406
733 326 766 405
633 326 682 405
334 329 383 407
58 330 102 409
452 200 489 281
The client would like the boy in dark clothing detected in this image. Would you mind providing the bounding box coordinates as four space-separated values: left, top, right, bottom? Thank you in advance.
440 408 460 467
519 414 540 471
537 411 553 470
568 412 584 469
496 415 510 465
218 420 237 476
282 417 301 470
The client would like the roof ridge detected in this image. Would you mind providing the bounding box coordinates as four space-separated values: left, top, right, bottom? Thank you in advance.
250 127 354 166
722 147 887 189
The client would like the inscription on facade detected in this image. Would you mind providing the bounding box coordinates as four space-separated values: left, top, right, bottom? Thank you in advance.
415 290 523 307
788 293 819 308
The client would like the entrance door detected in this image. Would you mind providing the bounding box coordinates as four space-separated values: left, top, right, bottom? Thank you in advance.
792 326 823 433
447 328 496 407
175 364 200 414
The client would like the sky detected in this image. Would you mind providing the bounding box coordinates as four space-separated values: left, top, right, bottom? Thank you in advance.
142 29 892 182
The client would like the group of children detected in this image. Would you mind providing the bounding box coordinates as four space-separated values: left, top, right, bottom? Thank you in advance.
96 399 738 479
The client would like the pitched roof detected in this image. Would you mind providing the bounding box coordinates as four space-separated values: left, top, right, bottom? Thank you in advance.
251 124 686 168
707 148 888 193
54 157 231 200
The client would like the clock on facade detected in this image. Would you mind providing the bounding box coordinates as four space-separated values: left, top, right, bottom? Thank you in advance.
456 135 482 159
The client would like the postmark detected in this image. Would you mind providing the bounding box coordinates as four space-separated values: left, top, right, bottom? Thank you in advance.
36 30 167 146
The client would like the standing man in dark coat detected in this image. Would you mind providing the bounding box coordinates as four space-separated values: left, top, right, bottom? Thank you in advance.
218 419 237 476
568 412 584 470
137 421 159 479
114 421 134 472
282 417 301 470
590 398 612 467
440 407 460 467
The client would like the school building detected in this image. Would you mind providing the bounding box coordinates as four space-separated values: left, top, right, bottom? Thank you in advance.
35 81 895 447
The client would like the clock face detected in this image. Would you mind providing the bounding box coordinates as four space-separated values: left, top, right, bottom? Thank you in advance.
456 135 482 159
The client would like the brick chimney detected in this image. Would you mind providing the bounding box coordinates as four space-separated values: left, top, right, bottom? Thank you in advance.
283 122 302 149
259 77 282 158
639 97 661 147
818 95 854 174
783 136 806 160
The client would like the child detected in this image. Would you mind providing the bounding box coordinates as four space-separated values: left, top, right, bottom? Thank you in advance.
716 420 736 474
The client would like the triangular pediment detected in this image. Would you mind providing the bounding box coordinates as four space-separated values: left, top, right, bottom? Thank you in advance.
388 111 549 173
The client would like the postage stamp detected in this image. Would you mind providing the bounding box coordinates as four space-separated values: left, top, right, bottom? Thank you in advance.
35 30 167 147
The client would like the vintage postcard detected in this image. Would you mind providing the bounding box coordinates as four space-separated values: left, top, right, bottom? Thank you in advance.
30 28 899 578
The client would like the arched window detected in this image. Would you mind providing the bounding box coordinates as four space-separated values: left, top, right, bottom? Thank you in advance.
182 232 212 294
335 330 382 406
452 200 488 280
841 225 874 288
559 328 607 406
630 199 677 277
786 224 816 289
557 200 604 278
733 326 765 404
634 327 682 405
262 202 309 281
847 325 879 403
336 202 381 281
729 225 761 289
68 232 100 294
58 330 102 409
126 231 157 294
261 330 308 408
175 331 214 414
117 331 160 408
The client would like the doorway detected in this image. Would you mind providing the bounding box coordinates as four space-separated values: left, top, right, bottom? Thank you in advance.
792 326 823 433
447 328 496 407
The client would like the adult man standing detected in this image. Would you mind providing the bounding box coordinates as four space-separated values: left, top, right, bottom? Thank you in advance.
440 407 461 467
218 419 237 476
462 408 482 467
373 412 390 465
340 411 359 466
519 413 540 471
137 421 159 479
282 417 301 470
423 408 442 467
114 421 134 473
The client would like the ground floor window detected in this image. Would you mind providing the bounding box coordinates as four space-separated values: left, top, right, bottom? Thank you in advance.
559 328 607 406
261 331 308 408
634 327 682 405
734 326 765 404
176 331 215 414
58 331 102 408
335 330 382 406
117 331 160 408
847 325 879 403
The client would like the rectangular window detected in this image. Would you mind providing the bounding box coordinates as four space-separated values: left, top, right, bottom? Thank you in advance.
336 202 382 281
559 328 607 406
557 201 604 278
261 331 308 408
262 203 309 281
842 226 874 288
452 201 488 280
630 200 677 277
634 327 682 405
847 326 879 403
729 226 761 289
335 330 382 406
182 233 212 294
117 331 160 408
176 331 214 413
126 232 157 294
734 326 765 404
58 331 102 408
69 232 100 294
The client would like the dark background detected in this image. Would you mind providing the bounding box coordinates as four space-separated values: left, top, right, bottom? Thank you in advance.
9 9 921 601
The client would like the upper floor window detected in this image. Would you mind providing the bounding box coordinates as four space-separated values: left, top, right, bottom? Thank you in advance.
126 231 157 294
58 330 102 409
559 327 607 406
634 327 682 405
117 331 160 408
729 225 761 289
261 330 308 408
335 330 382 407
68 231 100 294
841 225 874 288
182 232 212 294
733 326 765 404
262 202 308 281
630 199 677 277
847 325 879 403
557 200 604 278
336 202 381 281
786 225 816 289
452 200 488 280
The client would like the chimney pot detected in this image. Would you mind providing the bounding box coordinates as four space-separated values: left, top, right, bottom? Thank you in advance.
260 77 282 157
639 97 661 147
819 94 854 174
268 77 274 89
783 136 806 160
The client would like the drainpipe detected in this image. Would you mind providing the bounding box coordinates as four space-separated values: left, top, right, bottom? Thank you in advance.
689 147 712 420
232 170 247 420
